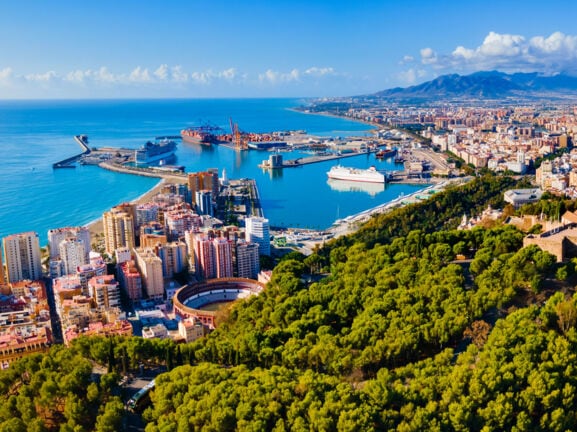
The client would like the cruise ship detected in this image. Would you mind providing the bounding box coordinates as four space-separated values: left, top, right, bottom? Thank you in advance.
327 165 386 183
134 139 177 164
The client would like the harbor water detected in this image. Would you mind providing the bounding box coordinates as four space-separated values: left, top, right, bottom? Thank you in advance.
0 98 424 245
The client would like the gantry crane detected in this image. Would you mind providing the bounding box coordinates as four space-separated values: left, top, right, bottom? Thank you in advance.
229 117 248 151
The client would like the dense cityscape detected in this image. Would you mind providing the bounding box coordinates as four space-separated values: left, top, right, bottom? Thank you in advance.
4 93 577 428
6 1 577 430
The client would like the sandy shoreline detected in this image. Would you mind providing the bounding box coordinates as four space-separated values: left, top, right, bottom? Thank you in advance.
84 179 166 240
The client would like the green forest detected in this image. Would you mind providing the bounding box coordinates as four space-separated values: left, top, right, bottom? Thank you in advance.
2 174 577 431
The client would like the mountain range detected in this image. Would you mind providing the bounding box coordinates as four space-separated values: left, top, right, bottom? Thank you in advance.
370 71 577 102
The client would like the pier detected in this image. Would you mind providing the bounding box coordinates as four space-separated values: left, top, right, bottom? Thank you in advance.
53 135 91 168
281 149 379 168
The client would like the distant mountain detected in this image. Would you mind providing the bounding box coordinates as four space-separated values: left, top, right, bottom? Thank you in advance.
370 71 577 101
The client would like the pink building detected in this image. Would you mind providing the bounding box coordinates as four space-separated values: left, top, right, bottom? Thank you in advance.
213 238 234 278
118 260 143 301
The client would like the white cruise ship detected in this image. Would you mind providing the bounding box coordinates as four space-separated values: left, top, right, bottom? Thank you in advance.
134 139 177 164
327 165 386 183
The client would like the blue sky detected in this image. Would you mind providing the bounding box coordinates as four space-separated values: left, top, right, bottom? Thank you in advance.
1 0 577 98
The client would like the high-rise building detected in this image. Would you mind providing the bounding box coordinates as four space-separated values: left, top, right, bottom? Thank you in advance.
155 241 187 278
140 233 168 249
88 275 120 309
165 204 201 241
213 238 234 278
76 258 107 296
59 238 88 276
235 241 260 279
103 206 135 254
134 247 164 300
117 260 142 301
195 190 213 216
135 202 160 230
115 247 132 265
3 232 42 283
188 171 219 205
0 252 5 285
48 227 91 261
245 217 271 256
192 234 215 280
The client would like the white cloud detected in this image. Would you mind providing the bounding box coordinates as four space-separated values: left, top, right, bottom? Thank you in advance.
421 31 577 74
258 68 300 84
0 67 13 84
94 67 117 83
398 68 427 84
0 64 343 97
400 55 415 65
420 48 438 65
170 66 188 82
154 64 169 80
304 67 335 77
25 70 58 82
128 66 152 83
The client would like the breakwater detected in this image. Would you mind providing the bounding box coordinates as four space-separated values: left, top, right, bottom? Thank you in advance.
53 135 91 168
98 161 187 183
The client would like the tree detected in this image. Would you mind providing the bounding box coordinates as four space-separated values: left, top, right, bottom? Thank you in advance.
556 299 577 335
107 340 115 374
463 320 492 348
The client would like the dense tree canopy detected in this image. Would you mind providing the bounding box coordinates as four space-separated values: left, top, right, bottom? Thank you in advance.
2 175 576 431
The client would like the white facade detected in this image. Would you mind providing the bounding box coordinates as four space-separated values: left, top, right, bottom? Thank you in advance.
134 247 164 300
59 238 88 275
245 217 270 256
48 227 91 260
115 247 132 265
3 232 42 283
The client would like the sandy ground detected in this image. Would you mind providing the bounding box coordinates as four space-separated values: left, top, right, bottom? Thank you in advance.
84 179 167 239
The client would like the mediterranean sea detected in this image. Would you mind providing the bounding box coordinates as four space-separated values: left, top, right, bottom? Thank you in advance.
0 98 424 245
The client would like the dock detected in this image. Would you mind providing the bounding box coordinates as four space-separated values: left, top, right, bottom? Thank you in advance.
281 150 377 167
53 135 91 168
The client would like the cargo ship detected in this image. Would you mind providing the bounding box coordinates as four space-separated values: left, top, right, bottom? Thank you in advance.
134 139 177 164
327 165 387 183
180 126 225 145
375 148 396 159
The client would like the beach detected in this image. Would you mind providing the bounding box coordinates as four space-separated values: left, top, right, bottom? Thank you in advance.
84 179 167 240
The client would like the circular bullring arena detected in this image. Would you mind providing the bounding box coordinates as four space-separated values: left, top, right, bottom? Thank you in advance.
173 278 266 328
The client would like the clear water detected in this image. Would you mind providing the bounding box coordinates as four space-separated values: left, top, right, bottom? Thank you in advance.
0 98 424 245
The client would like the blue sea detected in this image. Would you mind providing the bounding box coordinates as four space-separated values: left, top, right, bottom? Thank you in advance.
0 99 424 245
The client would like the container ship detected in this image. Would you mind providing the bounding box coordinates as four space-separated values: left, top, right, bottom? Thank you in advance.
327 165 387 183
180 126 226 145
135 139 177 164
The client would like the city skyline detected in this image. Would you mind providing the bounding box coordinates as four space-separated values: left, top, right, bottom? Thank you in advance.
2 0 577 99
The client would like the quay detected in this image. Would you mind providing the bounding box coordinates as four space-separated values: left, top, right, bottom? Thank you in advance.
53 135 91 168
99 161 187 183
281 150 374 167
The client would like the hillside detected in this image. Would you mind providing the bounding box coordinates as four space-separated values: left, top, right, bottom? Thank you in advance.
369 71 577 102
2 175 577 431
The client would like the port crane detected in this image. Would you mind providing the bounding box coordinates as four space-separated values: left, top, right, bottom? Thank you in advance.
229 118 248 151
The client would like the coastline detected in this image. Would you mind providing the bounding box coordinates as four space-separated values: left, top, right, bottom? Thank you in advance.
84 179 166 241
288 106 380 134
